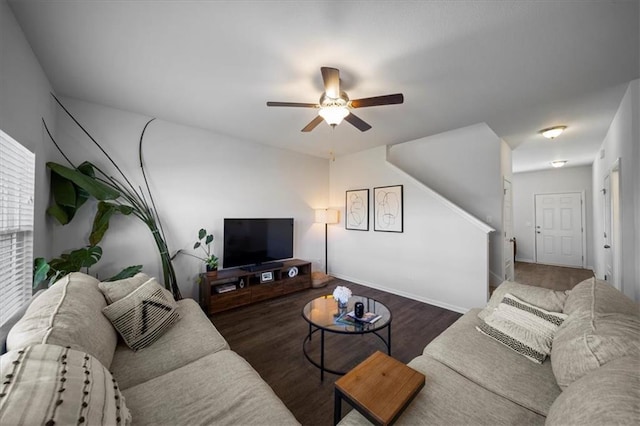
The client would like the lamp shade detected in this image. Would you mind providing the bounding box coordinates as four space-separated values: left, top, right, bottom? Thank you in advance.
315 208 339 224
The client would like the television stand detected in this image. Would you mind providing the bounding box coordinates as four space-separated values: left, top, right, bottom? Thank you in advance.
242 262 284 272
199 259 312 314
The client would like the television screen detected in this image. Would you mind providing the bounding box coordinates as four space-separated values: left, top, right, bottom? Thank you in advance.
223 218 294 269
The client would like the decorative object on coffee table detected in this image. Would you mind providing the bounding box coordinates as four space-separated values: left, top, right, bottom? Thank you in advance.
334 351 425 425
302 295 392 380
333 286 352 309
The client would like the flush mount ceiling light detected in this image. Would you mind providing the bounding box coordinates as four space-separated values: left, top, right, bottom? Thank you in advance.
540 126 567 139
551 160 567 168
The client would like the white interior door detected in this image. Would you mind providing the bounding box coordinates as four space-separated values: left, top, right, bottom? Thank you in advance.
603 174 613 282
603 159 622 290
535 193 584 268
503 179 514 281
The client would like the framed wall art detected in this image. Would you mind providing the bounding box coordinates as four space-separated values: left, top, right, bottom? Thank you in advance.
345 189 369 231
374 185 403 233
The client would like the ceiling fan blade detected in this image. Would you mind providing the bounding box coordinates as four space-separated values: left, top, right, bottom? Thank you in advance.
350 93 404 108
267 101 318 108
301 115 324 132
321 67 340 98
344 113 372 132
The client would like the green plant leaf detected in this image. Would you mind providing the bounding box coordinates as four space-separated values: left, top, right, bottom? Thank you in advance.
105 265 143 282
50 171 77 208
89 201 134 246
193 242 201 249
205 234 213 245
47 246 103 277
198 228 206 240
33 258 51 289
46 204 70 225
47 162 120 201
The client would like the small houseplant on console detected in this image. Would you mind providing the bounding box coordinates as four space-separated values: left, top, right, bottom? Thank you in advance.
187 228 219 276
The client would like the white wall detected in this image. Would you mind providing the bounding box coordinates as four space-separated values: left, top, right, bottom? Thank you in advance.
329 146 493 313
0 1 56 258
512 166 593 268
387 123 504 284
52 97 329 300
592 79 639 301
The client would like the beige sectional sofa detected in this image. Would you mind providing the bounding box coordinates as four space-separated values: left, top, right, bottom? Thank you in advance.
0 272 299 425
340 278 640 425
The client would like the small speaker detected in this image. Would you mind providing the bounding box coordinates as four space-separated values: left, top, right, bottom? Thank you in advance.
354 302 364 318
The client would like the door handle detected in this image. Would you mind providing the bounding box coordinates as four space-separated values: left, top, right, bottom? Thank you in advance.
604 245 611 249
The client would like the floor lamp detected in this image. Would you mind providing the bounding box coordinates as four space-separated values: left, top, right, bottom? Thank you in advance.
315 208 339 275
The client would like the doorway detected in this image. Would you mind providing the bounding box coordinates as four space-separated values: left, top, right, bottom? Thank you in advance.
503 179 514 281
534 192 585 268
603 159 621 290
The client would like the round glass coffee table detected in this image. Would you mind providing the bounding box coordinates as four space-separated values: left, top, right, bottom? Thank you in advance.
302 295 392 380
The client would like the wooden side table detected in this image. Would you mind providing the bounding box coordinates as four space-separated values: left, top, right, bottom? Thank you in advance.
334 351 425 426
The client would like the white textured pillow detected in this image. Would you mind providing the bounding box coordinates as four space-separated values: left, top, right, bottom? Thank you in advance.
0 344 131 425
102 278 180 351
476 293 568 364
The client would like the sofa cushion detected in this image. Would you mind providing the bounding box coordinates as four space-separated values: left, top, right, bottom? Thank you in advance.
477 293 567 364
102 278 180 351
338 354 546 426
0 344 130 426
551 310 640 389
122 349 299 425
563 277 639 317
99 273 154 304
424 309 561 416
110 298 230 390
6 272 118 368
479 281 568 320
546 355 640 426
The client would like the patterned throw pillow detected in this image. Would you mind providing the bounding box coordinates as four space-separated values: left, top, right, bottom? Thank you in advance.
0 344 131 425
476 293 568 364
102 279 180 351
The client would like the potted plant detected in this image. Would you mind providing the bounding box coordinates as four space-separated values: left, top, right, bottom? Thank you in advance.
193 228 219 276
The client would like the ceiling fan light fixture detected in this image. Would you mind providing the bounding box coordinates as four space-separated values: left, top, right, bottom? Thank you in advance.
540 125 567 139
551 160 567 168
319 106 349 126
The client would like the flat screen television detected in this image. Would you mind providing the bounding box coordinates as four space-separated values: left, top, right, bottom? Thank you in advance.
223 218 294 270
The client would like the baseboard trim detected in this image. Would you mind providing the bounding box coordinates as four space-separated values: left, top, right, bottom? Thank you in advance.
515 258 535 263
330 272 469 314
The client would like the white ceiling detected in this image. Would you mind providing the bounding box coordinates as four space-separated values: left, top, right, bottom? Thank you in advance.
8 1 639 173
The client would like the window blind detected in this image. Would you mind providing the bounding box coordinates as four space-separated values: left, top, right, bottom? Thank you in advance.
0 130 35 326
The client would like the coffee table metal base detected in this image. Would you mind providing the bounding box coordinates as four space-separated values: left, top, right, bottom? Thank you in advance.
302 322 391 381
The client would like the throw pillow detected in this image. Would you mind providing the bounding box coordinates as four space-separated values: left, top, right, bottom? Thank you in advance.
0 344 131 425
476 293 568 364
102 278 180 351
99 273 152 304
478 280 568 321
6 272 118 368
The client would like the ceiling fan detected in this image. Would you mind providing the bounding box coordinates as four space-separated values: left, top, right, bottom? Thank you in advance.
266 67 404 132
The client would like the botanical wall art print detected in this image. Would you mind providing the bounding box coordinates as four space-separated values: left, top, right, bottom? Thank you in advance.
345 189 369 231
374 185 403 232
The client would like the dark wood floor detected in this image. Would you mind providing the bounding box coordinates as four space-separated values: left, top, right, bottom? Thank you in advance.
211 278 462 426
